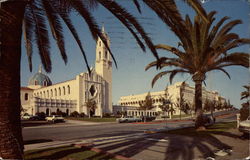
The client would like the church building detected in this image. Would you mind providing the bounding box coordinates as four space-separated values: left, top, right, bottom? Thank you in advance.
20 27 112 117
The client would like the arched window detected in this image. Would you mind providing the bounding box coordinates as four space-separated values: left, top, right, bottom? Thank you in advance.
46 108 50 116
59 88 61 96
51 89 53 97
63 86 65 95
43 91 45 98
55 88 57 96
68 85 70 94
47 90 49 97
43 80 47 86
105 51 107 59
24 93 28 101
99 51 101 60
99 41 101 46
66 109 69 116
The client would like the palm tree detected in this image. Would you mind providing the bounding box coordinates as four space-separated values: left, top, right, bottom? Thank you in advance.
146 9 249 129
0 0 163 158
240 85 250 121
241 85 250 100
0 0 216 158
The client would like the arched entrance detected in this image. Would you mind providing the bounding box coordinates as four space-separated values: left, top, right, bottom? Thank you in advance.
66 109 69 116
46 108 50 116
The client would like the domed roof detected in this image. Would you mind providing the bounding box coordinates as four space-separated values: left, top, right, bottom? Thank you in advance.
28 66 52 87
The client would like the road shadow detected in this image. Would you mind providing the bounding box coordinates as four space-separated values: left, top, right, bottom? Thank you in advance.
84 126 246 160
24 139 53 145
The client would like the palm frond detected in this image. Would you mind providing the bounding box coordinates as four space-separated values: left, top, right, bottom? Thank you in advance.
71 0 118 68
30 1 52 72
58 12 91 73
98 0 159 60
213 52 249 68
43 0 67 64
23 5 34 72
184 0 208 23
133 0 141 13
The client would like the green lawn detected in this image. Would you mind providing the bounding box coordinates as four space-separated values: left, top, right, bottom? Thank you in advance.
166 121 237 137
171 113 192 119
24 145 118 160
66 117 117 122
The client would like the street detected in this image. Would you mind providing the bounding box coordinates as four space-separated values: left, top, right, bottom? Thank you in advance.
23 120 193 142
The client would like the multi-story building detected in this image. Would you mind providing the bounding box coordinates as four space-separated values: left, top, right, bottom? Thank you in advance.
20 26 112 116
118 82 226 116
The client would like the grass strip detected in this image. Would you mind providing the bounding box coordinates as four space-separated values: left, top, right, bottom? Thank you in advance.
165 121 237 137
66 117 117 122
24 145 118 160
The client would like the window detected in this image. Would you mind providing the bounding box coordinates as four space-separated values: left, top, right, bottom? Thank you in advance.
43 80 47 86
99 41 101 46
59 88 61 96
68 85 70 94
47 90 49 97
63 87 65 95
51 89 53 97
99 51 101 60
105 51 107 59
24 93 28 101
55 88 57 96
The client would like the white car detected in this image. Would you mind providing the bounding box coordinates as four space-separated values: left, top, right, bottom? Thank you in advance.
116 116 142 123
46 115 64 123
22 114 31 120
239 116 250 136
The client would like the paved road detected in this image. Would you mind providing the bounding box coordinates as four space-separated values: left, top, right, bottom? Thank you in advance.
23 111 236 143
23 120 193 142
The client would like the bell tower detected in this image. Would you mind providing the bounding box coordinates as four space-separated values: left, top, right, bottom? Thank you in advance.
95 25 112 113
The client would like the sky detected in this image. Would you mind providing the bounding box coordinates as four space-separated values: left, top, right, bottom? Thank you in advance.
21 0 250 108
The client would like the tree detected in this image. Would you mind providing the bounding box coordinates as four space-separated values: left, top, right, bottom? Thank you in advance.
86 99 97 118
145 7 249 129
158 87 173 118
240 85 250 121
173 82 190 119
139 92 154 122
0 0 165 158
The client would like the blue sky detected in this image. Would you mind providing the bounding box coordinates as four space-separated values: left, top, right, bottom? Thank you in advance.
21 0 249 108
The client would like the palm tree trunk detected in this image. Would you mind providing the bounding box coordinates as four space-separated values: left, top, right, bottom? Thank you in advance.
0 2 26 159
194 80 204 129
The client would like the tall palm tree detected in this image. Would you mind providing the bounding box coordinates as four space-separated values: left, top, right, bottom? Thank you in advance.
0 0 162 158
146 9 250 129
0 0 211 158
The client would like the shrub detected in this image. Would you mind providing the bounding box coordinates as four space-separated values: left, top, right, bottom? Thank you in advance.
103 113 111 118
79 112 86 117
70 111 79 117
51 112 56 115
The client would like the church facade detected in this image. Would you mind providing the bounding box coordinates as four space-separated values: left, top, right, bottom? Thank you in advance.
21 27 112 116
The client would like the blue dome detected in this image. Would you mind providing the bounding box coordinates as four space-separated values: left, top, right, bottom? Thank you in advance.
28 72 52 87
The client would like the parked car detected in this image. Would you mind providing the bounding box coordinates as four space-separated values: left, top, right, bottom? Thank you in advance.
116 116 142 123
142 116 156 122
239 116 250 136
46 115 65 123
22 114 32 120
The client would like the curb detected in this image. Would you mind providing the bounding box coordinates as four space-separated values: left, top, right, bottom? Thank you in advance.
74 143 133 160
